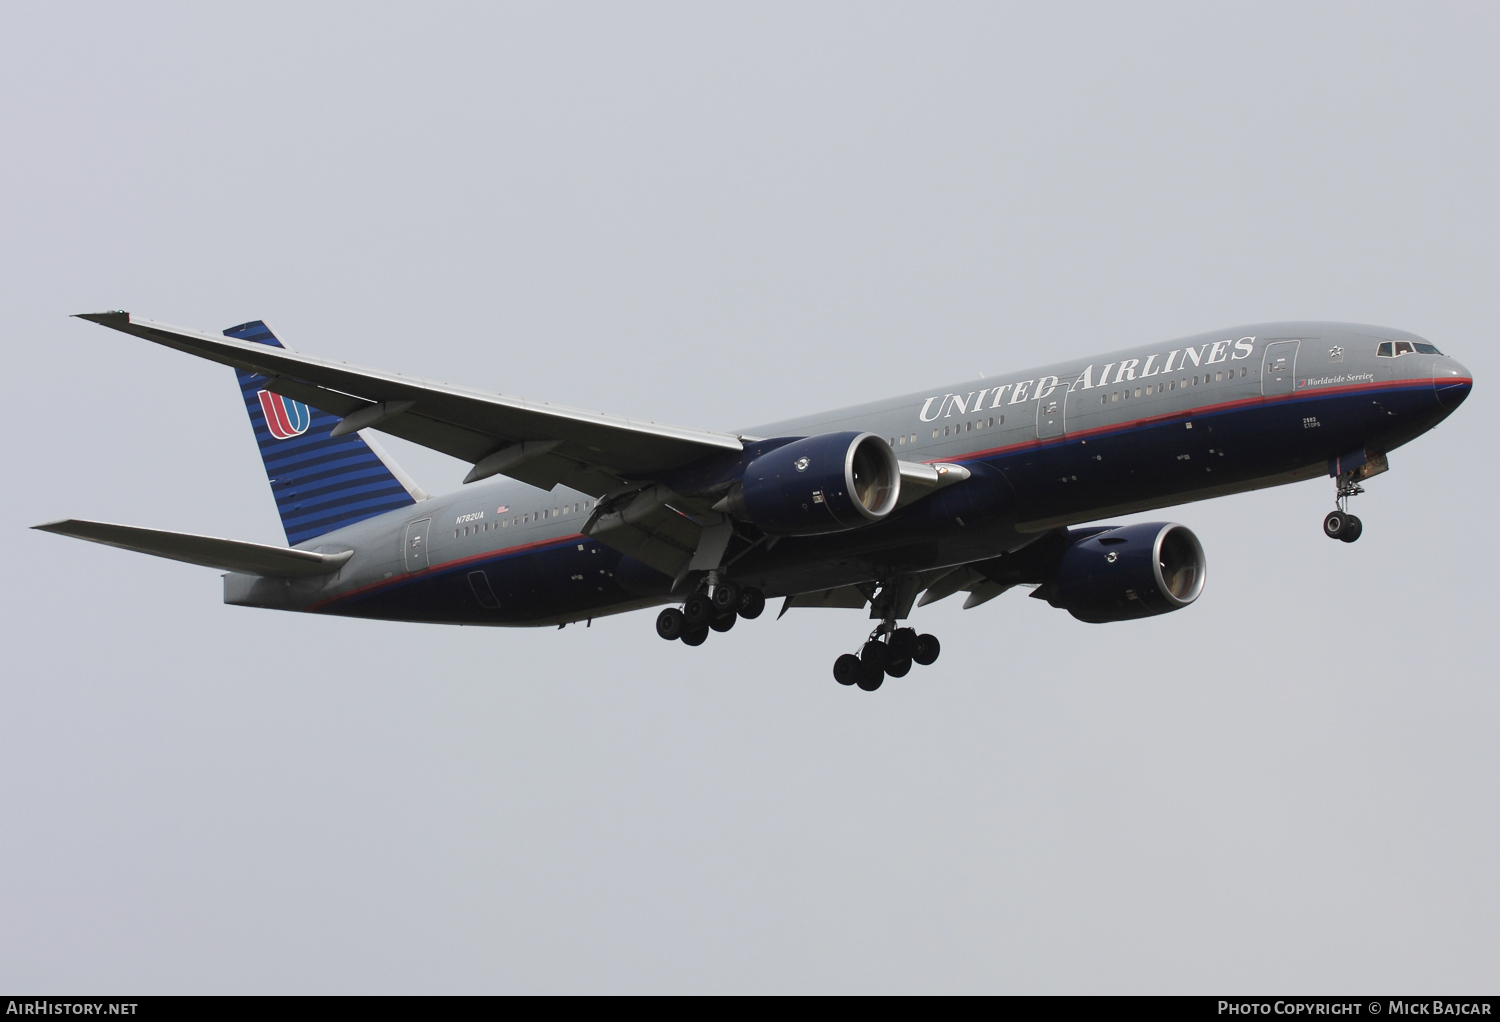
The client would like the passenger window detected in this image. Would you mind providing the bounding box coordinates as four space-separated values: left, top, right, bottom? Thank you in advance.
1215 372 1222 382
1111 392 1119 403
1135 387 1142 397
986 418 994 428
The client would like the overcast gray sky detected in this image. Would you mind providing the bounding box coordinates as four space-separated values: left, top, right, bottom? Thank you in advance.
3 1 1497 994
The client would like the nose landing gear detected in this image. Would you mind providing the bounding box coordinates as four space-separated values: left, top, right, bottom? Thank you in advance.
831 622 939 692
1323 509 1362 543
1323 474 1365 543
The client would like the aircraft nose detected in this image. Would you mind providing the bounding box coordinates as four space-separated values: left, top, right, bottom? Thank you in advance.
1434 358 1472 409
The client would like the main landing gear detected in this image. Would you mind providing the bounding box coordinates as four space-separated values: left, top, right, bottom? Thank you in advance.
1323 474 1365 543
832 623 940 692
655 580 766 646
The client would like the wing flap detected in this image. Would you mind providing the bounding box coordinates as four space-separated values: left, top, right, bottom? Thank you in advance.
33 519 352 578
582 486 702 579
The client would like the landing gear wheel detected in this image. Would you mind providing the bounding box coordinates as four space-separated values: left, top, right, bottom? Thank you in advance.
683 594 713 628
1323 511 1347 540
681 626 708 647
885 657 912 678
833 653 862 686
889 627 918 659
912 634 941 666
709 612 737 633
860 640 891 671
737 587 766 620
711 581 741 614
656 607 685 641
1340 514 1363 543
856 665 885 691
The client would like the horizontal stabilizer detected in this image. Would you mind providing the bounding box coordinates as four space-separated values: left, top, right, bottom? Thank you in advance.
32 519 352 577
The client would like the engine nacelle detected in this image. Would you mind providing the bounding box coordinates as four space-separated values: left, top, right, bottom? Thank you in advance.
718 431 900 536
1044 522 1206 623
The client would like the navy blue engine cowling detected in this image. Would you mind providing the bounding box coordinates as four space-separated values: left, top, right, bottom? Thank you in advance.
1043 523 1206 623
718 431 901 536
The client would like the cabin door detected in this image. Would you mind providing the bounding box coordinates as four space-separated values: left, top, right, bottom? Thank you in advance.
403 518 431 572
1036 384 1069 439
1261 340 1300 396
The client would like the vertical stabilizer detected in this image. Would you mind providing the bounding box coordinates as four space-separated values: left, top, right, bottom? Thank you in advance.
226 320 424 545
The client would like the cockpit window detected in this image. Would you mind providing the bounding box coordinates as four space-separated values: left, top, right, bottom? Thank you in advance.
1377 340 1440 357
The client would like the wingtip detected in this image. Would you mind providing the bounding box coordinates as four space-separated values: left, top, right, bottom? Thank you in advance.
73 311 130 327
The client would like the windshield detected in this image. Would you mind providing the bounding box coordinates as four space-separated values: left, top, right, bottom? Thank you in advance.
1377 340 1444 357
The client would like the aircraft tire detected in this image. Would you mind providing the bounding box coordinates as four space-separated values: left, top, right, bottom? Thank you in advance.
1323 511 1347 539
711 581 741 614
683 594 714 628
889 627 918 658
709 612 737 633
885 657 912 678
656 607 686 641
913 634 941 666
856 665 885 691
738 587 766 620
1340 515 1363 543
860 640 891 670
681 626 709 647
833 653 862 686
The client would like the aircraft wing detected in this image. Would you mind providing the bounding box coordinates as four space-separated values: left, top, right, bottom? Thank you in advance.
77 312 746 497
33 519 353 577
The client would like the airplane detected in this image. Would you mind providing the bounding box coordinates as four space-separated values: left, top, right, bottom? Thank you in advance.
35 313 1472 692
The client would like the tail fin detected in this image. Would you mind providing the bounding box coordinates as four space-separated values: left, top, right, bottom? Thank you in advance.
225 320 426 545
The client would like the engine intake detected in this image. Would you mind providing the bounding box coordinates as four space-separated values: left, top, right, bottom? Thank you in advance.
1043 522 1206 623
718 431 900 536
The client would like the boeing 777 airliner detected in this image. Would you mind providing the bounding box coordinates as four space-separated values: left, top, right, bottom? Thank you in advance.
36 314 1472 691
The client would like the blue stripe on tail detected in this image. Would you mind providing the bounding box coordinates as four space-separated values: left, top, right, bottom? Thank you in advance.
226 320 418 545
